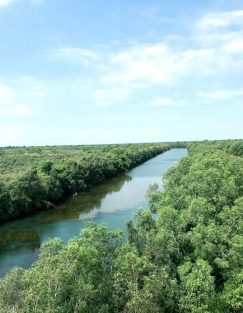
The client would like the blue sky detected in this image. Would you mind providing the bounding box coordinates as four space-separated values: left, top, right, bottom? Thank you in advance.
0 0 242 146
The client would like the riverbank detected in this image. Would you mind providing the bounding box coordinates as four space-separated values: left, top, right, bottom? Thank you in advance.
0 148 187 277
2 140 243 312
0 143 172 224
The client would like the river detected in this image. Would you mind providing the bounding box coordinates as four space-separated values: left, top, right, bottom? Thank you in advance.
0 148 187 278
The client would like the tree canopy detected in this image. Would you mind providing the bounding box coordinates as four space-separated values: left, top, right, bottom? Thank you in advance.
1 139 243 312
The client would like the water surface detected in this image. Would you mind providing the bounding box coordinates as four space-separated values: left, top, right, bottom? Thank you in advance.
0 148 187 277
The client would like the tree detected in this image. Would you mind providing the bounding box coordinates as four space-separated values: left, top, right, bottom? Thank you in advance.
178 259 215 313
0 267 25 312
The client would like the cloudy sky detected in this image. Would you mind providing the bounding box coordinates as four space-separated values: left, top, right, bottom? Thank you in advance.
0 0 242 146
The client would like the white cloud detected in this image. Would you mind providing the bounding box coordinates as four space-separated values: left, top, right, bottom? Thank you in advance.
0 0 44 7
196 10 243 30
149 126 160 133
44 10 243 95
0 83 13 105
223 39 243 54
94 87 131 106
6 129 14 135
0 79 42 115
48 48 100 66
0 0 15 6
31 0 44 4
199 90 231 100
182 49 215 59
44 9 243 113
103 43 188 85
101 35 239 88
110 44 167 63
21 76 45 98
151 98 173 105
10 104 39 115
192 10 243 68
198 89 243 100
141 97 186 106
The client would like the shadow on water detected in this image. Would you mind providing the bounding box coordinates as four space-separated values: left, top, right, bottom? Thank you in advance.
0 230 40 250
37 174 132 224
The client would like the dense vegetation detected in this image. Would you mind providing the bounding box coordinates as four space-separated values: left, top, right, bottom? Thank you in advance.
0 143 172 224
1 139 243 312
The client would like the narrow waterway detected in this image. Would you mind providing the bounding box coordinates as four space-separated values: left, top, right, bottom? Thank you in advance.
0 148 187 277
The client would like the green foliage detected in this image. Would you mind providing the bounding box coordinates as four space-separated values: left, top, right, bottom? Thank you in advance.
0 143 170 223
20 224 122 313
0 267 25 312
178 259 215 313
37 159 53 174
113 244 176 313
128 140 243 312
228 140 243 157
1 139 243 311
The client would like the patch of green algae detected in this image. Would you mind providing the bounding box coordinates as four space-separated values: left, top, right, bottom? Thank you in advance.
0 230 39 249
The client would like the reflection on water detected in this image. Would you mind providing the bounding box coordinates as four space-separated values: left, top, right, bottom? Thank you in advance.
0 148 187 277
37 174 132 224
0 230 40 250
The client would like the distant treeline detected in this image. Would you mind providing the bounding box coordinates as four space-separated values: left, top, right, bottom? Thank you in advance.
1 139 243 313
0 143 177 224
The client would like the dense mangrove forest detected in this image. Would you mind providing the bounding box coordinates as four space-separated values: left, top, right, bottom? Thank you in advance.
1 139 243 312
0 142 178 224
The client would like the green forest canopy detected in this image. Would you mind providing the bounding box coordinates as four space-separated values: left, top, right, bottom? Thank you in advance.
1 139 243 312
0 142 179 224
